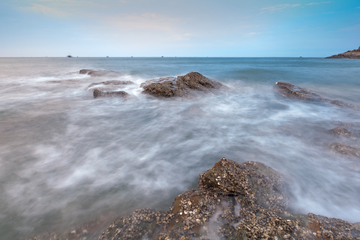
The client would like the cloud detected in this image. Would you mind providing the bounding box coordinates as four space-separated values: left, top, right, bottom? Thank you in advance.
106 13 181 32
23 3 67 17
260 4 301 13
306 2 332 5
248 32 261 35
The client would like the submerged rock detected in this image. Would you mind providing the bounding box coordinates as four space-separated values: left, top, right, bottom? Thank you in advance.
88 80 135 89
140 72 228 98
79 69 121 77
274 82 360 110
326 46 360 59
330 143 360 158
93 88 130 99
274 82 323 101
330 127 360 140
98 158 360 240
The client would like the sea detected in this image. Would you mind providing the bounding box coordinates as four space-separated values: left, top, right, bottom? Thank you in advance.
0 57 360 239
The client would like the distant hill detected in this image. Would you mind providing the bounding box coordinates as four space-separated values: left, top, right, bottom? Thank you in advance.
326 46 360 59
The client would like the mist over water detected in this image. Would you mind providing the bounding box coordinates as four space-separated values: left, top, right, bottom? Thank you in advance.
0 57 360 239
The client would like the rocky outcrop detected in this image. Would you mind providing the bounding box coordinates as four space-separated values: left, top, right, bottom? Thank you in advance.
326 47 360 59
93 88 130 99
98 158 360 240
274 82 360 110
140 72 228 98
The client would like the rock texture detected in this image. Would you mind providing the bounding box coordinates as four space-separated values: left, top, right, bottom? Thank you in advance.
93 88 130 99
98 158 360 240
274 82 360 110
88 80 134 88
326 47 360 59
79 69 120 77
330 143 360 158
140 72 228 98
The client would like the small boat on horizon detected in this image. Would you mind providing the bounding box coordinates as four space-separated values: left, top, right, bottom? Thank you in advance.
67 55 72 58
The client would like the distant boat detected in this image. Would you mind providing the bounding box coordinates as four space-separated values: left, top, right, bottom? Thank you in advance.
161 56 164 58
106 56 109 58
67 55 72 58
300 56 302 58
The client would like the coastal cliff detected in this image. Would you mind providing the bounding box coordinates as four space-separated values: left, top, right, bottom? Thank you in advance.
326 47 360 59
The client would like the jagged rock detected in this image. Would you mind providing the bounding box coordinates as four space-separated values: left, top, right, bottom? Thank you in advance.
326 46 360 59
88 80 135 88
98 158 360 240
93 88 130 99
330 143 360 158
140 72 228 98
274 82 360 110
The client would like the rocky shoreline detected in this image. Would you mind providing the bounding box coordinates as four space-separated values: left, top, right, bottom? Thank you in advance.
326 47 360 59
27 158 360 240
26 71 360 240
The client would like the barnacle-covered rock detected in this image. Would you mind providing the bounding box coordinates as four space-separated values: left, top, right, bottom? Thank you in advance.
97 158 360 240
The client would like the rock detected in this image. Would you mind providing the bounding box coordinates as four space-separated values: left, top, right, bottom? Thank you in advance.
274 82 323 101
274 82 360 110
98 158 360 240
140 72 228 98
79 69 121 77
88 80 135 89
330 143 360 158
330 127 360 140
326 46 360 59
93 88 130 99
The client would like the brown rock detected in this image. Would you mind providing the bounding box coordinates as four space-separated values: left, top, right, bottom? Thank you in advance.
79 69 120 77
93 88 130 99
88 80 135 88
274 82 360 110
98 158 360 240
140 72 228 98
330 143 360 158
274 82 323 101
326 46 360 59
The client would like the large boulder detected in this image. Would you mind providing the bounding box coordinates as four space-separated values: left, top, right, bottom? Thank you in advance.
98 158 360 240
140 72 228 98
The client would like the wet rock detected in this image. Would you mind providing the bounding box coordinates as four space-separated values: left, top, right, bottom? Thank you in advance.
333 121 360 128
330 143 360 158
25 217 110 240
140 72 228 98
93 88 130 99
326 46 360 59
88 80 135 88
79 69 120 77
330 127 360 140
98 158 360 240
274 82 360 110
274 82 324 101
198 158 288 212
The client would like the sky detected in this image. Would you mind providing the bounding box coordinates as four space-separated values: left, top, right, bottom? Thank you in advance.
0 0 359 57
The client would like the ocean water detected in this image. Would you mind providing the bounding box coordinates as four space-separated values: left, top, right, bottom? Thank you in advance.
0 57 360 239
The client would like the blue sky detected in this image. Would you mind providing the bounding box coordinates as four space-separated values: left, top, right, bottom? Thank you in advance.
0 0 359 57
